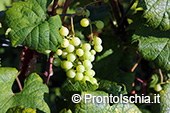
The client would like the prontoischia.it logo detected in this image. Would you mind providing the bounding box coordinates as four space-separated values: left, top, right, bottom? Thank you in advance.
72 93 160 104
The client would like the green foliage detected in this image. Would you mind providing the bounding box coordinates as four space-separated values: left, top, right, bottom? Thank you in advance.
0 67 50 113
1 0 170 112
3 0 63 53
98 80 127 96
74 91 141 113
149 74 159 88
61 80 98 92
132 25 170 70
0 0 11 11
7 105 36 113
160 83 170 113
140 0 170 31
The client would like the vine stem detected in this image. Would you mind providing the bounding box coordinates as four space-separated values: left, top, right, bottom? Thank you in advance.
159 69 163 84
51 0 59 16
62 0 70 23
109 0 121 25
60 0 102 17
44 0 58 85
131 57 142 72
118 0 136 29
71 16 75 35
16 71 22 91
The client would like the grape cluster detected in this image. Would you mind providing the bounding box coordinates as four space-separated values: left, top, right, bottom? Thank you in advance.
53 24 103 85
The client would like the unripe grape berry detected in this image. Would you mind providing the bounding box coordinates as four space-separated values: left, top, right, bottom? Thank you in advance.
82 43 91 51
80 18 89 27
84 70 93 76
67 53 76 62
83 51 91 59
56 49 62 56
83 60 92 69
74 73 84 81
154 84 162 92
93 37 102 45
62 50 68 58
61 39 69 48
90 78 97 84
95 20 104 29
90 50 96 55
66 44 75 52
44 50 51 54
76 49 84 57
94 45 103 52
53 58 61 67
62 61 73 70
59 26 69 36
66 69 76 78
76 65 85 73
89 55 95 62
82 76 90 83
71 37 81 46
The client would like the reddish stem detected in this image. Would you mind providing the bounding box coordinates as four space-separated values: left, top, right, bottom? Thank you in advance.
51 0 59 16
18 48 35 80
44 52 55 85
109 0 121 25
62 0 70 23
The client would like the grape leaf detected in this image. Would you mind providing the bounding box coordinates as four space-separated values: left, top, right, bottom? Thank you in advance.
98 80 127 96
7 105 36 113
132 25 170 70
0 67 50 113
61 80 98 92
160 83 170 113
0 0 11 11
3 0 63 53
74 91 141 113
141 0 170 31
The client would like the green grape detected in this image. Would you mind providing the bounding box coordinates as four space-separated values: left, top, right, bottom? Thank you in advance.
90 50 96 55
62 61 73 70
53 58 61 67
89 55 95 62
67 53 76 62
90 78 97 84
59 26 69 36
74 73 84 81
83 51 91 59
84 70 93 76
76 49 84 57
82 43 91 51
154 84 162 92
61 38 69 48
66 44 75 52
91 70 95 77
82 76 90 83
56 49 62 56
85 69 95 77
44 50 51 54
94 45 103 52
80 18 89 27
83 60 92 69
61 50 68 58
66 69 76 78
76 65 85 73
95 20 104 29
71 37 81 46
93 37 102 45
77 61 82 65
